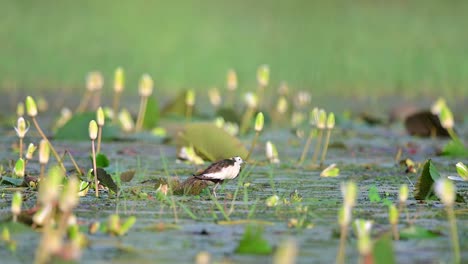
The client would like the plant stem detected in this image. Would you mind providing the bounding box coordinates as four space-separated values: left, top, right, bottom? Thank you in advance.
19 138 23 159
320 128 332 166
91 139 99 197
112 91 121 124
240 107 255 135
298 129 314 165
446 206 460 264
32 117 66 172
336 225 348 264
246 131 259 161
447 127 461 143
40 164 45 181
97 125 103 153
186 104 193 122
311 128 323 166
64 150 83 177
392 223 399 240
135 96 148 132
256 85 264 109
75 90 92 113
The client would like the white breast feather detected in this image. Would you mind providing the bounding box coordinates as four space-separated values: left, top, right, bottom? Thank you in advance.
203 164 240 180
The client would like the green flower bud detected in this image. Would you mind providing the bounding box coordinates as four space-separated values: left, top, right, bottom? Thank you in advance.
354 219 373 256
276 96 288 114
341 181 357 208
399 184 409 203
265 141 280 164
25 96 38 117
2 227 10 241
455 162 468 180
14 158 25 178
244 92 258 108
32 204 53 226
208 88 221 107
266 195 280 207
227 69 238 91
185 89 195 106
38 166 64 205
257 64 270 87
25 143 36 160
310 107 319 126
14 117 29 139
255 112 264 132
139 74 153 97
317 109 327 129
439 105 454 129
108 214 120 235
430 97 446 115
388 204 398 225
434 178 456 206
118 109 135 132
338 205 351 227
11 191 22 216
89 120 98 140
86 71 104 91
326 112 335 129
39 139 50 165
97 107 105 126
114 67 125 93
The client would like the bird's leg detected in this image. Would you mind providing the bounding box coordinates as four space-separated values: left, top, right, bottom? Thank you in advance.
212 182 219 198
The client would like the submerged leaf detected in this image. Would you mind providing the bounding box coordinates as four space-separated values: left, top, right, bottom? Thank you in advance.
178 123 248 161
414 159 440 200
55 112 119 141
235 225 273 255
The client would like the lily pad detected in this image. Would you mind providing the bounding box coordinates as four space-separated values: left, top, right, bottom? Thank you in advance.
235 225 273 255
55 112 120 141
215 108 241 124
177 123 248 161
161 90 196 118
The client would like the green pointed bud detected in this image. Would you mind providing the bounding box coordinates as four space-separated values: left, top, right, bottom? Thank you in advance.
276 96 288 114
320 163 340 177
439 105 454 129
341 181 357 208
338 205 351 227
214 117 225 128
265 141 280 163
431 97 446 115
326 112 335 129
255 112 264 132
86 71 104 91
119 216 137 236
59 177 80 212
139 74 153 97
227 69 238 91
97 107 105 126
114 67 125 93
434 178 456 206
14 158 25 178
185 89 195 106
388 204 398 225
317 109 327 129
399 184 409 203
38 139 50 165
38 166 64 205
25 143 36 160
89 120 98 140
108 214 120 235
25 96 38 117
310 107 319 126
455 162 468 180
11 191 22 217
17 102 25 117
14 117 29 139
257 64 270 87
2 227 10 241
354 219 373 255
208 88 221 107
244 92 258 108
266 195 280 207
118 109 134 132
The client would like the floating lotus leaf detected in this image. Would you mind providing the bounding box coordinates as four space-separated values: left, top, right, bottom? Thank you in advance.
55 112 119 141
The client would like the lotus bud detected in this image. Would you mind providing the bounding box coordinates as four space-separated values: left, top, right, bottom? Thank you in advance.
244 92 258 108
338 205 351 227
139 74 153 97
86 71 104 91
32 204 53 226
208 88 221 107
439 105 454 129
17 102 24 117
255 112 264 132
78 180 90 197
326 112 335 129
14 117 29 139
431 97 446 115
114 67 124 93
434 178 456 206
59 177 80 212
355 219 373 256
317 109 327 129
341 181 357 208
227 69 238 91
108 214 120 235
388 204 398 225
266 195 280 207
399 184 409 203
89 120 98 140
97 107 105 126
257 65 270 87
39 139 50 165
456 162 468 180
38 166 63 205
14 158 25 178
25 143 36 160
266 141 280 163
310 107 319 126
55 107 73 129
185 89 195 106
11 191 22 217
25 96 38 117
276 97 288 114
118 109 134 132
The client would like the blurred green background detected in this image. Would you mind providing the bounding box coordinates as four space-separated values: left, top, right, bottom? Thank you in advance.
1 0 467 99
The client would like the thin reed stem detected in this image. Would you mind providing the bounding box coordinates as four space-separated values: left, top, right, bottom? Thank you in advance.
32 117 65 172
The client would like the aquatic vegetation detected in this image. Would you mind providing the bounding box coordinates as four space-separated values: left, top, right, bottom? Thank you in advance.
112 67 125 123
96 107 105 153
88 120 99 197
11 192 21 223
246 111 264 161
336 181 357 264
14 117 29 159
354 219 374 264
136 74 154 131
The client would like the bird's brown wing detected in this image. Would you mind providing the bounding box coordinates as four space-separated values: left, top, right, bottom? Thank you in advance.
193 158 234 178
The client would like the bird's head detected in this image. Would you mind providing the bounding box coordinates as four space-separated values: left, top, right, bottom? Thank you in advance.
232 156 244 165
